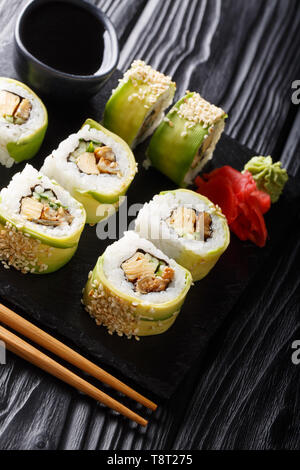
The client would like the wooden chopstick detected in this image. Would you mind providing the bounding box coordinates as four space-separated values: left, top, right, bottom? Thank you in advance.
0 324 148 426
0 303 156 411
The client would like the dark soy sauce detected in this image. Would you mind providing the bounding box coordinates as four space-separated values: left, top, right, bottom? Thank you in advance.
21 2 105 75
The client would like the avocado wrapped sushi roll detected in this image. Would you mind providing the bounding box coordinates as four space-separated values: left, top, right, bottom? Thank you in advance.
103 60 176 148
147 92 227 186
0 164 86 274
135 189 230 281
83 231 192 338
0 78 47 168
41 119 137 224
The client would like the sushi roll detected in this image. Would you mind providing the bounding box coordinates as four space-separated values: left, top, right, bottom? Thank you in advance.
83 231 192 338
103 60 176 148
135 189 230 281
147 92 227 186
0 77 47 168
41 118 137 224
0 164 86 274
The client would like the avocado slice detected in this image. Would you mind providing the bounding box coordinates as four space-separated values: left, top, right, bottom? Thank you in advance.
103 76 176 148
83 255 192 336
147 93 227 187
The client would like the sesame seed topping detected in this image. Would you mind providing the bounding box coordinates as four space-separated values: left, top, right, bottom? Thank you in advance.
174 92 225 129
83 279 143 340
120 60 175 105
0 222 51 274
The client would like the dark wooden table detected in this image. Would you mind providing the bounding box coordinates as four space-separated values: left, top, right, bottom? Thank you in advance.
0 0 299 450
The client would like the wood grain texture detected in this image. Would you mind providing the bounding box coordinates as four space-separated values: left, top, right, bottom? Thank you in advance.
0 0 299 450
118 0 300 155
0 325 149 427
173 228 300 450
0 304 157 410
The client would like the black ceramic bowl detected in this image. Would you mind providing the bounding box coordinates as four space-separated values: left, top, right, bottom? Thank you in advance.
14 0 119 100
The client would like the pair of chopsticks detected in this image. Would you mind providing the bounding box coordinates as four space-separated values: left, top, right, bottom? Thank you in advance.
0 303 156 426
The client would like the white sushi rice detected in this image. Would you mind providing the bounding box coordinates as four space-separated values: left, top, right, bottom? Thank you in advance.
41 125 135 196
0 164 85 237
0 78 46 168
103 231 187 304
135 190 227 260
133 89 174 148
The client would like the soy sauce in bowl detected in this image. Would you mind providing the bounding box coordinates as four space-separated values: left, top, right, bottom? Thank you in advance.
22 1 105 76
14 0 119 99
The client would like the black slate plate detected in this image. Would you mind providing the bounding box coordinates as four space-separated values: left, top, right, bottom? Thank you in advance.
0 70 298 398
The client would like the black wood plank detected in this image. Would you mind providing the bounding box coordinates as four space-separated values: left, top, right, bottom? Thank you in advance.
119 0 300 154
173 227 300 450
95 0 147 45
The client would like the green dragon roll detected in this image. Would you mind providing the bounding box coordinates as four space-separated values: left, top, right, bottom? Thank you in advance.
135 189 230 281
0 164 86 274
83 231 192 338
0 77 47 167
103 60 176 148
41 119 137 224
244 156 288 203
147 92 227 186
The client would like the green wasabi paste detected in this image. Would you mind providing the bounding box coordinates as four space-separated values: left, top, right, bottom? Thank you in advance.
244 156 288 203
